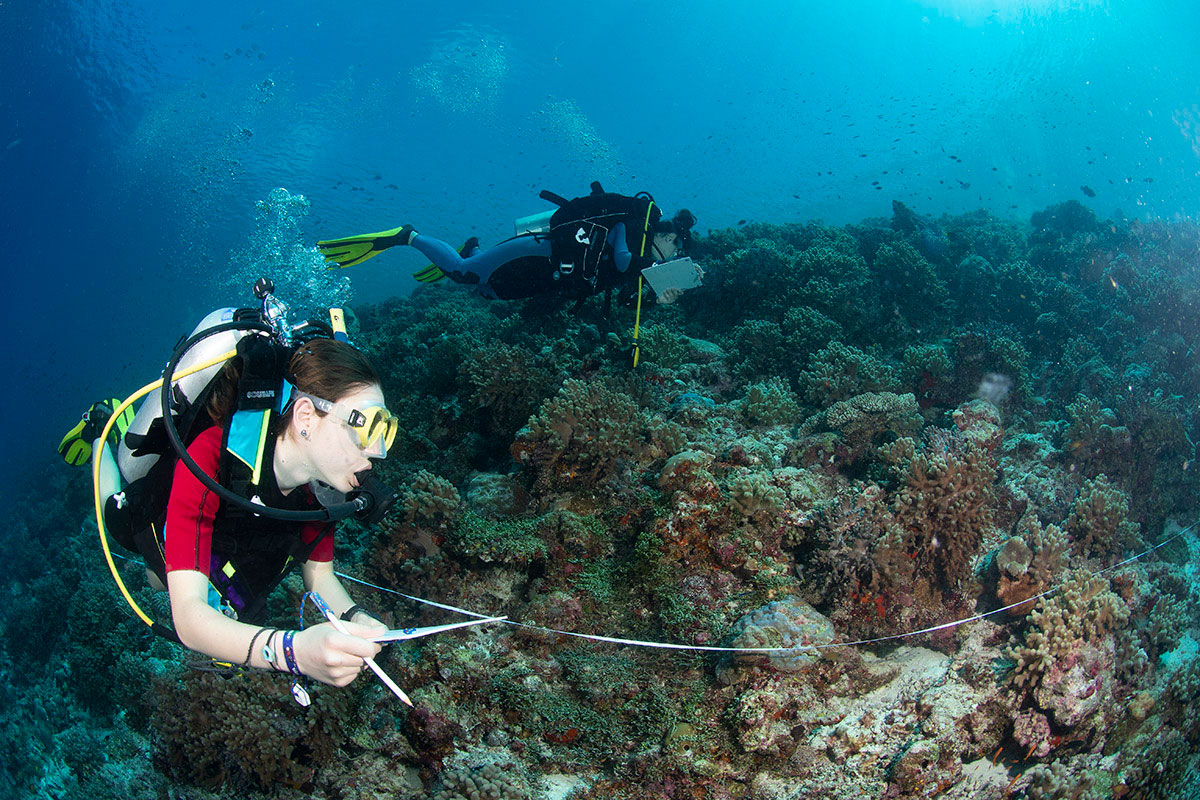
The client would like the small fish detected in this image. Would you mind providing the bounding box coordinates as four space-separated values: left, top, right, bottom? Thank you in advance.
1081 185 1096 197
4 139 19 151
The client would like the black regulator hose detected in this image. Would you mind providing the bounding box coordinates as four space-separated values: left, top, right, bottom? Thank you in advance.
160 319 364 523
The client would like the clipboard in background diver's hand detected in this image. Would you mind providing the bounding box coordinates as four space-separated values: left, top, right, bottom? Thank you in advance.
640 257 704 296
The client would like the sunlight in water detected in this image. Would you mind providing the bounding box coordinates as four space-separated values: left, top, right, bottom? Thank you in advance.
916 0 1106 24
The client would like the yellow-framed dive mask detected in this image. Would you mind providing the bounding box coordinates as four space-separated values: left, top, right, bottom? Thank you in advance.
293 390 398 456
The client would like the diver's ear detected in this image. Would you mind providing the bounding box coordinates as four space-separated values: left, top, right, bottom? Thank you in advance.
290 395 318 437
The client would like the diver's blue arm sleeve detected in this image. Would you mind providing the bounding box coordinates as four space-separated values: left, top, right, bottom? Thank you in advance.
608 223 633 273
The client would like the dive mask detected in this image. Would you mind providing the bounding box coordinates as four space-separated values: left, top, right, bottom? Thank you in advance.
291 390 399 455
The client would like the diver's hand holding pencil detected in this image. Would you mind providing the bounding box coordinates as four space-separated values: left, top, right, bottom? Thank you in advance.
293 621 384 688
308 591 414 705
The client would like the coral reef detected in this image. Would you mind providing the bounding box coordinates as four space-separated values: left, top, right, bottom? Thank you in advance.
7 199 1200 800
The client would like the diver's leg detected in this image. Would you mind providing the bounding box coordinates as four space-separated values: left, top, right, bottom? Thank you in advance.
411 234 551 287
409 233 469 271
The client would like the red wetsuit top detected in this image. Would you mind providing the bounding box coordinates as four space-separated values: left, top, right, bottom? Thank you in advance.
164 425 333 577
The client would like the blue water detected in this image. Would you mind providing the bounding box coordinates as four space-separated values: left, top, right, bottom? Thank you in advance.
3 0 1199 495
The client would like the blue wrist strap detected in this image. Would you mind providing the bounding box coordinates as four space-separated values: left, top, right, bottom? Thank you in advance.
282 630 303 676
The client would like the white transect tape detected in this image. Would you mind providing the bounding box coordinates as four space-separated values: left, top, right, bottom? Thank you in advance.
338 519 1198 655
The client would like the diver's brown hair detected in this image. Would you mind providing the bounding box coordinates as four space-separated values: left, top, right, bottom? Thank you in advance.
207 337 380 427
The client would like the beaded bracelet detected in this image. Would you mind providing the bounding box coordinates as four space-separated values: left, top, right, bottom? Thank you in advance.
282 629 303 676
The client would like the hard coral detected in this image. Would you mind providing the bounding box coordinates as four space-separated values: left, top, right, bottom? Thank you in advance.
996 517 1067 616
888 427 998 591
153 670 351 791
800 342 901 408
1065 474 1141 560
432 761 530 800
511 377 657 490
460 342 558 438
741 377 801 426
726 471 786 520
800 391 922 464
870 240 949 329
1006 570 1129 694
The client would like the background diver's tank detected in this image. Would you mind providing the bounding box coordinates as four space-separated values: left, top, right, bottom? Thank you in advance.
514 209 554 236
116 307 250 484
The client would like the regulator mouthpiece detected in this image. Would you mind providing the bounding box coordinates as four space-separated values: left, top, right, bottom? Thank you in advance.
348 471 400 525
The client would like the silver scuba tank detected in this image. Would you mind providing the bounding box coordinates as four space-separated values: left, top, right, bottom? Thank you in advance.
117 307 251 483
514 209 554 236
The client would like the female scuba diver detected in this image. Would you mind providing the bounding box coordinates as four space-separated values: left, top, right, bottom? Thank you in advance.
154 338 391 686
317 183 697 305
72 334 397 688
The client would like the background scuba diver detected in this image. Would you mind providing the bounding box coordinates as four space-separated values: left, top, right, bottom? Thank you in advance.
317 182 697 306
66 337 395 688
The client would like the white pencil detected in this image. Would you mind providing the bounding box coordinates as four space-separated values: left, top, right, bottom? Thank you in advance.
311 592 413 706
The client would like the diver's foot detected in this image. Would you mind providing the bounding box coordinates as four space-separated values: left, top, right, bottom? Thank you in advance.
446 269 481 285
57 398 129 466
396 224 417 246
460 236 480 257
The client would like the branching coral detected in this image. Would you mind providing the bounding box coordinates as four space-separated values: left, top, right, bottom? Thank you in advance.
725 470 786 520
636 323 692 370
799 342 901 408
782 306 843 362
886 427 998 591
741 377 801 426
721 318 791 379
1006 570 1129 690
1063 394 1131 478
511 378 653 490
153 671 352 790
1065 474 1141 560
444 510 547 565
403 470 463 527
432 762 530 800
800 391 922 464
995 517 1068 616
372 469 462 586
1114 728 1193 800
870 240 949 329
1022 757 1107 800
460 342 558 438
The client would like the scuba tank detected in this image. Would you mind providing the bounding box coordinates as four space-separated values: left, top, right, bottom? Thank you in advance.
514 209 554 236
117 307 249 484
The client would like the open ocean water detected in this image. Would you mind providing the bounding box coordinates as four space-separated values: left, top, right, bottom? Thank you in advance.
4 0 1199 497
3 1 1200 798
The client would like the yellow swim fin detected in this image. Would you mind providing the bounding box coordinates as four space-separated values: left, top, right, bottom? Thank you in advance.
412 264 446 283
57 397 135 466
317 224 415 268
58 418 92 466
